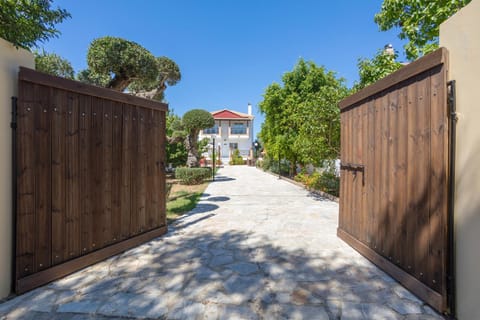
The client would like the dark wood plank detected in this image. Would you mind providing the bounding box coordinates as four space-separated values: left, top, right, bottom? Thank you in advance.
366 99 375 246
339 48 448 109
337 229 445 313
91 97 104 251
79 95 93 254
102 100 113 246
120 105 132 238
16 226 168 294
111 102 123 243
380 92 390 259
396 86 408 270
50 88 66 265
137 108 147 233
130 107 139 235
16 81 36 279
145 109 155 229
373 96 382 254
34 84 52 272
405 78 418 276
387 89 398 262
65 93 81 259
415 74 431 286
158 111 167 226
428 66 448 294
18 67 168 112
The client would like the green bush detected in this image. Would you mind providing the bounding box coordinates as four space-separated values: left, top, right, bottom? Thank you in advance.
318 171 340 197
229 149 245 165
175 167 211 185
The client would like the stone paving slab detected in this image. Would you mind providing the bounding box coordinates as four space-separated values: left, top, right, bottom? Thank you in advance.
0 166 443 319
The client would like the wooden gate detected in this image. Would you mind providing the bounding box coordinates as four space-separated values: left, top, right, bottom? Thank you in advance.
15 68 167 293
338 48 452 314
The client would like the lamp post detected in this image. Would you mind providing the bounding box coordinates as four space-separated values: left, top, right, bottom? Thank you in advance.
211 135 216 181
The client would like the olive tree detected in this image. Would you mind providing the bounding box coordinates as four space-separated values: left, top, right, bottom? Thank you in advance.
34 50 75 79
182 109 214 167
79 36 181 101
85 36 158 91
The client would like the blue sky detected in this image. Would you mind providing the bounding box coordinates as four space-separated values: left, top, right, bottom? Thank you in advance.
42 0 406 137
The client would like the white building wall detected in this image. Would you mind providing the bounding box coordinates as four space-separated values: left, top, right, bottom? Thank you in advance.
0 38 35 298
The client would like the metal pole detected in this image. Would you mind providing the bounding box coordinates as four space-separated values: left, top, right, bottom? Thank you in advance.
11 96 17 293
212 137 215 181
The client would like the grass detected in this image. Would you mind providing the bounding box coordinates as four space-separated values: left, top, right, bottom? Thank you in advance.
166 180 209 223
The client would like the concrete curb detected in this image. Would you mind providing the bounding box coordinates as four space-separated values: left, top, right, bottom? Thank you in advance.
256 167 339 203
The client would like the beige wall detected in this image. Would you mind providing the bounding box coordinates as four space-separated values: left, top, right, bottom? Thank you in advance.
440 1 480 319
0 38 34 298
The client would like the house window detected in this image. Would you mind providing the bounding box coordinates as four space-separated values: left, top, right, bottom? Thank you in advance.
231 122 246 135
203 124 219 134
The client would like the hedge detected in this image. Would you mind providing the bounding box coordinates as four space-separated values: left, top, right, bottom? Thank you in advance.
175 167 212 185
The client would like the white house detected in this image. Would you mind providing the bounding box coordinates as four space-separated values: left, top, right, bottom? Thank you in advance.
199 104 254 163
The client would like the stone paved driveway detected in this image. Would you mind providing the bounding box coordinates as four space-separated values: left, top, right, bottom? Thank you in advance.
0 166 442 319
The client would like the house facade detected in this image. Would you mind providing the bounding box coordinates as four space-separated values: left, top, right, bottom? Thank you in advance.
199 104 254 163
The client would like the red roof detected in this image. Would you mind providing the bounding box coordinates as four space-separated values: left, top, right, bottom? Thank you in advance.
211 109 253 120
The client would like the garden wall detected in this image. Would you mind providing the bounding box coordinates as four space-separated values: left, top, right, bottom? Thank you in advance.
0 38 35 299
440 1 480 318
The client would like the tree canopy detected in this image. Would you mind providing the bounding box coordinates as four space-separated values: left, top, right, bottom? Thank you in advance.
0 0 70 49
353 47 403 91
34 50 74 79
259 59 348 173
375 0 471 60
79 36 181 101
85 36 158 91
167 109 215 167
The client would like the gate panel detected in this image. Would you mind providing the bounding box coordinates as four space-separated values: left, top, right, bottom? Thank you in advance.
15 68 168 293
338 48 450 313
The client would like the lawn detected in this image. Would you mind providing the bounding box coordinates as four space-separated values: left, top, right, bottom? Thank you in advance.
166 180 209 223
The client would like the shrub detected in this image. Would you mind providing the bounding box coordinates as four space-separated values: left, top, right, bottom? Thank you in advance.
229 149 245 165
175 167 211 185
318 171 340 196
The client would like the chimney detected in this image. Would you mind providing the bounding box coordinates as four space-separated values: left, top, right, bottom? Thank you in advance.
247 102 252 115
384 43 394 56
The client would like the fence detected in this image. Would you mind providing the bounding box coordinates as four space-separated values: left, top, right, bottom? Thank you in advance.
15 68 168 293
338 48 451 313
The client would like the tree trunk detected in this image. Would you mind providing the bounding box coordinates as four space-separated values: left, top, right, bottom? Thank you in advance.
185 132 199 167
108 75 130 91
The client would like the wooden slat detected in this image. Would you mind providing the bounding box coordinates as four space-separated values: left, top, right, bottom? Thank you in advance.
130 107 139 235
79 95 93 254
66 93 81 259
91 97 104 251
120 105 132 238
137 108 147 233
16 81 36 279
102 100 113 246
16 226 168 294
51 89 66 265
337 229 444 312
34 84 52 272
145 109 155 229
158 111 167 226
18 67 168 112
111 102 123 242
429 65 448 295
339 48 448 109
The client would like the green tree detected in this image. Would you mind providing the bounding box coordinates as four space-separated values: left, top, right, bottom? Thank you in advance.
259 59 348 174
353 47 403 91
166 111 187 167
181 109 214 167
130 56 181 101
374 0 471 60
85 36 158 91
79 37 181 101
34 50 74 79
0 0 70 49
